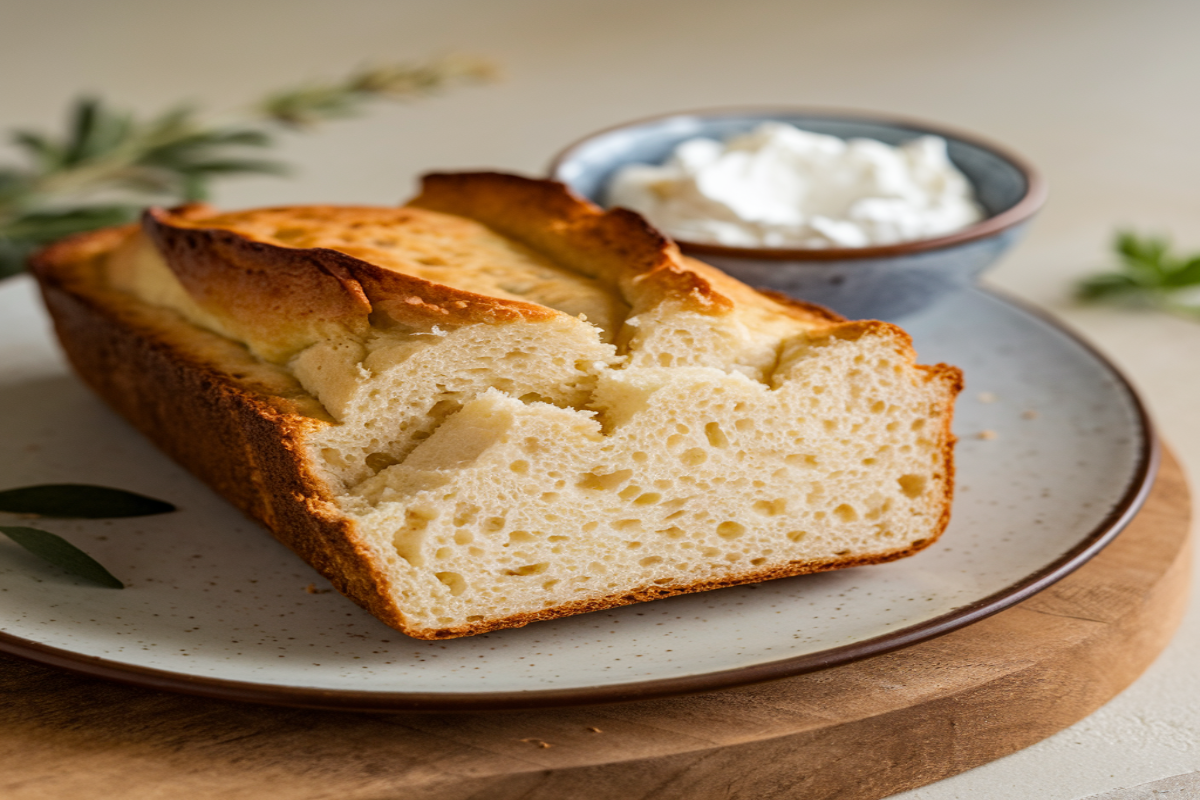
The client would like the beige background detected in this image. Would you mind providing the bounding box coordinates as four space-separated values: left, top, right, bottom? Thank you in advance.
2 1 1200 797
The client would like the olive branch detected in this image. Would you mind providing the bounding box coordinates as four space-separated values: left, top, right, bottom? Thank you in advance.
1077 231 1200 320
0 55 496 278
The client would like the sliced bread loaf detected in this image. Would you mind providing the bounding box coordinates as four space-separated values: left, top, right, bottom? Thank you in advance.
31 172 962 639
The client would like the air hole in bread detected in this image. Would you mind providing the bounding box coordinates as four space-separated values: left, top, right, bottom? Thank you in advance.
365 452 400 472
866 498 893 520
634 492 661 506
436 571 468 596
640 556 663 567
705 422 729 448
519 392 555 405
508 563 549 576
393 509 434 566
717 521 746 539
507 530 537 545
577 468 633 491
833 504 858 523
509 460 529 474
753 499 787 517
680 448 707 467
453 504 479 527
898 474 927 498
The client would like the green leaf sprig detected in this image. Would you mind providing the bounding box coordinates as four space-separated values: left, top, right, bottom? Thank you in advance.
0 484 177 588
1077 231 1200 319
0 484 176 518
0 526 125 589
0 55 496 278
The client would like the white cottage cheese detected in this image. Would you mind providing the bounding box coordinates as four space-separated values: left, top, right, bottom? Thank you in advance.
607 122 984 249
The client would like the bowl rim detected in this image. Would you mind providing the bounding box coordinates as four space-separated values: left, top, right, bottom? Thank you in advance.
547 105 1049 262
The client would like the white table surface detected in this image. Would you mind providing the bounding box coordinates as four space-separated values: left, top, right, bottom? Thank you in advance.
2 1 1199 797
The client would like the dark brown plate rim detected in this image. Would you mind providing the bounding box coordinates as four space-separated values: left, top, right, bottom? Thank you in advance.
547 105 1049 262
0 288 1157 713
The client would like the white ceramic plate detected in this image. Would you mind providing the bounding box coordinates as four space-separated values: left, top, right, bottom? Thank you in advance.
0 277 1155 710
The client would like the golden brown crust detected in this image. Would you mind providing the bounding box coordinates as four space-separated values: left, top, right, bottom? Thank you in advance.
145 206 374 356
145 205 562 363
410 172 835 321
147 174 846 356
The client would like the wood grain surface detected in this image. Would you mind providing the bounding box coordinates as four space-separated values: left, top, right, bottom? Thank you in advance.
0 449 1190 800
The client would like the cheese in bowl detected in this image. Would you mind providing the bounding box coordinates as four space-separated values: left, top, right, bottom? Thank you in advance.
608 122 984 249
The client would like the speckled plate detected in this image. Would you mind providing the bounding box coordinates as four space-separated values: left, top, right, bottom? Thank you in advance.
0 276 1155 711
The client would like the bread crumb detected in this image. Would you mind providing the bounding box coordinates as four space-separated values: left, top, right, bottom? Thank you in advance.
1022 410 1038 420
977 392 997 404
305 583 332 594
977 430 999 440
587 726 603 733
521 738 552 748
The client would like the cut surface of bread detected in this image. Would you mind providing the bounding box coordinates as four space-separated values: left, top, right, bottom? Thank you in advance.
31 172 962 639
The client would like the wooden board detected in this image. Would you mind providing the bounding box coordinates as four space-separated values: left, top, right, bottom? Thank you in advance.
0 448 1190 800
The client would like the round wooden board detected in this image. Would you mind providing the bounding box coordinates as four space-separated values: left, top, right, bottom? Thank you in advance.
0 448 1190 800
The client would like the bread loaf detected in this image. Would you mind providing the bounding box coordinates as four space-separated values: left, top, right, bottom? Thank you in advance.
31 172 962 640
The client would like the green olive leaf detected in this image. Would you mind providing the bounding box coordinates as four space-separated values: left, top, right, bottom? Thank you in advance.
0 484 176 518
0 55 496 278
0 526 124 588
1077 231 1200 320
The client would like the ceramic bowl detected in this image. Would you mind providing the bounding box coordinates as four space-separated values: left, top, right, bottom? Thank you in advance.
548 108 1047 321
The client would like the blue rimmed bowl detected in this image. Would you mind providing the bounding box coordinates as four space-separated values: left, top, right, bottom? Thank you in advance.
549 108 1047 321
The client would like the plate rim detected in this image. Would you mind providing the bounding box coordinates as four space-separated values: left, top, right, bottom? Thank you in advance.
0 286 1159 712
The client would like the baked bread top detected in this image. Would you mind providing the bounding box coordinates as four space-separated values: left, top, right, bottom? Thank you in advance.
32 172 962 639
